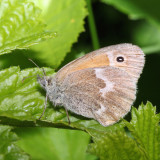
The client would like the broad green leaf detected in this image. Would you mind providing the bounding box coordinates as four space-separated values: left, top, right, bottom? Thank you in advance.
0 66 55 120
88 128 147 160
0 66 125 133
0 0 55 55
15 127 96 160
29 0 88 68
101 0 160 29
0 125 30 160
128 102 160 160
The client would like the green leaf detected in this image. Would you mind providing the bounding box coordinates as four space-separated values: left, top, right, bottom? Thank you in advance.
0 0 55 55
15 127 96 160
30 0 88 68
128 102 160 160
101 0 160 29
0 66 55 121
0 125 30 160
88 128 147 160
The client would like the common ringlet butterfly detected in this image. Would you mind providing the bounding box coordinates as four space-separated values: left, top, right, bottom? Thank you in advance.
38 43 145 126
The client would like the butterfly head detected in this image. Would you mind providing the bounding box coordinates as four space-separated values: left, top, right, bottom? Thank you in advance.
37 75 53 89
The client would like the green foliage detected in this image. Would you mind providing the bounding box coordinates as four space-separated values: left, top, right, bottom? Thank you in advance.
0 67 54 121
0 0 55 55
102 0 160 54
131 22 160 54
101 0 160 26
129 102 160 160
88 130 147 160
30 0 88 68
15 127 96 160
0 125 29 160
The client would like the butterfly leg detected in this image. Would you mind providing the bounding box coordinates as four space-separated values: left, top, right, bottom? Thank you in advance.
64 107 71 125
39 94 48 120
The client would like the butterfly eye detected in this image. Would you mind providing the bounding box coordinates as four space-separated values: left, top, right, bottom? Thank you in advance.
116 56 124 62
47 78 52 85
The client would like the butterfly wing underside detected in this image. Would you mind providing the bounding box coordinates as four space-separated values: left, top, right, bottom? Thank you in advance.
60 66 136 126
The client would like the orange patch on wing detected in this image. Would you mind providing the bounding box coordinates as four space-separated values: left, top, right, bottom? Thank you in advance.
57 54 110 82
73 54 109 70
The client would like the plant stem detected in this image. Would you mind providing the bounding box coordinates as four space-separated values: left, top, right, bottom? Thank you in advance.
86 0 100 50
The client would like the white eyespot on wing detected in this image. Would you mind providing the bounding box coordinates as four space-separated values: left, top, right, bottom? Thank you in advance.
95 68 114 97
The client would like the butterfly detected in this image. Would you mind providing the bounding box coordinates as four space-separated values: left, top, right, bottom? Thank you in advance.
38 43 145 126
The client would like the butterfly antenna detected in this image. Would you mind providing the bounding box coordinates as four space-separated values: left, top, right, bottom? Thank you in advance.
22 59 42 82
28 59 46 76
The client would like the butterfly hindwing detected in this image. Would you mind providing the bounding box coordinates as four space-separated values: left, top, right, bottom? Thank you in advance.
59 66 136 126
